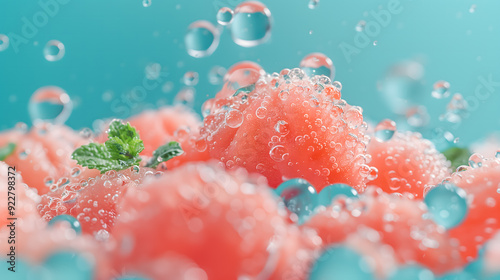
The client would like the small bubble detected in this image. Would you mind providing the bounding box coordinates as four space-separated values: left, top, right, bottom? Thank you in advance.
308 0 320 9
355 20 366 32
0 34 9 51
374 119 396 142
208 66 226 85
217 7 234 25
274 120 290 136
29 86 72 125
183 71 199 86
142 0 151 7
225 109 244 128
71 167 81 177
44 40 65 62
300 53 335 80
185 20 220 58
432 80 451 99
255 107 267 119
44 177 54 187
468 153 484 168
469 4 476 13
269 145 288 162
174 87 195 107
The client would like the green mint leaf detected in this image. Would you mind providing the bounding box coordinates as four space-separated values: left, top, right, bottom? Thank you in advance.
0 143 16 161
145 141 184 168
442 146 471 171
71 120 144 173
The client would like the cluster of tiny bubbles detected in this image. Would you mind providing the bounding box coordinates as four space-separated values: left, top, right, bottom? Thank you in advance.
174 87 195 107
216 7 234 26
230 1 272 47
142 0 151 7
388 265 434 280
42 251 95 280
316 183 359 208
355 20 366 32
144 62 161 80
185 20 220 58
423 183 468 229
48 214 82 235
309 245 374 280
406 106 430 128
208 65 226 85
44 40 65 62
440 93 468 124
299 52 335 80
374 119 397 142
308 0 320 9
0 34 9 51
183 71 199 86
431 80 451 99
275 178 317 224
29 86 73 125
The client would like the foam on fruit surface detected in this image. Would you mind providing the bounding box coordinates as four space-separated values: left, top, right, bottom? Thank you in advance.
199 68 373 192
38 166 157 236
448 155 500 261
0 123 90 195
303 187 463 274
367 130 451 198
111 161 304 280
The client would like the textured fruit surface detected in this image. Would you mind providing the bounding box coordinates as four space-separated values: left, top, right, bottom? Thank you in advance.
0 124 89 195
199 68 372 192
367 131 451 198
128 106 210 168
303 187 463 274
111 161 291 280
38 166 156 236
449 156 500 261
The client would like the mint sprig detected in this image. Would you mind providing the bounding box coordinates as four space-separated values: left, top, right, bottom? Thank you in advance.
442 146 471 171
72 120 184 173
72 120 144 173
0 143 16 161
145 141 184 168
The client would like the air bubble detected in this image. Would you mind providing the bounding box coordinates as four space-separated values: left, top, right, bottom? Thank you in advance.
29 86 72 125
44 40 65 62
432 80 451 99
269 145 288 162
231 1 272 47
185 20 220 58
424 183 468 229
300 53 334 80
275 178 317 224
0 34 9 51
217 7 234 25
225 109 244 128
374 119 396 142
183 71 199 86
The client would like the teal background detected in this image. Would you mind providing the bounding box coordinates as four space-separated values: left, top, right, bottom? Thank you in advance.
0 0 499 147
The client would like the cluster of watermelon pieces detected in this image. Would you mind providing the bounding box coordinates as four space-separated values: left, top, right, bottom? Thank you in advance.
1 63 500 280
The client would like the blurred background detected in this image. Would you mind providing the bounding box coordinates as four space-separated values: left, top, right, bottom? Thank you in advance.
0 0 499 149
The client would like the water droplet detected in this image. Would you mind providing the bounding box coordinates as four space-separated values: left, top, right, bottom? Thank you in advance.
208 66 226 85
44 177 54 187
217 7 234 25
355 20 366 32
300 53 335 80
255 106 267 119
225 109 244 128
183 71 199 86
469 4 476 13
174 87 195 107
344 107 363 129
269 145 288 162
0 34 9 51
48 214 82 234
309 246 374 280
70 167 81 177
185 20 220 58
373 41 378 46
332 81 342 91
231 1 272 47
424 183 468 229
274 120 290 136
432 80 451 99
145 63 161 80
374 119 396 142
28 86 72 125
142 0 151 7
308 0 320 9
44 40 65 62
468 153 484 168
276 178 317 224
317 183 358 207
440 93 468 124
